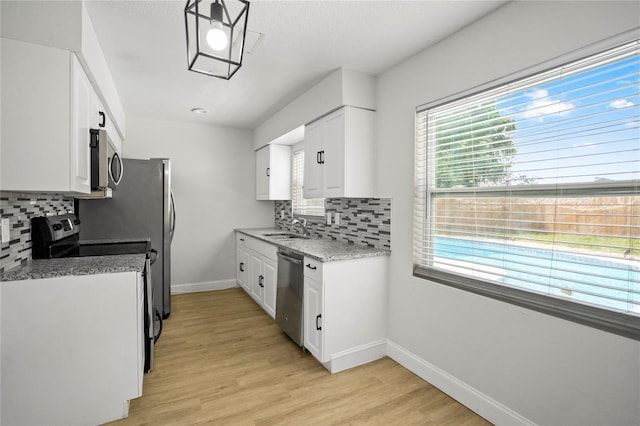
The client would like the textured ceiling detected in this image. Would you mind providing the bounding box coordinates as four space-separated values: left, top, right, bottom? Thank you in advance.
85 0 508 130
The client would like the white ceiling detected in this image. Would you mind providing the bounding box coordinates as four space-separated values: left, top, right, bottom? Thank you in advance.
85 0 508 130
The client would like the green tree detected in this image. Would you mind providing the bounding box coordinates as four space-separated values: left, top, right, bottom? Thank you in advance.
434 104 518 188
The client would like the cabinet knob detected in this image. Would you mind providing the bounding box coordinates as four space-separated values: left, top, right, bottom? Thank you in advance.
305 263 317 270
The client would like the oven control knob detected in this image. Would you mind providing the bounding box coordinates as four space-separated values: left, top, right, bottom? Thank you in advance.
52 224 62 231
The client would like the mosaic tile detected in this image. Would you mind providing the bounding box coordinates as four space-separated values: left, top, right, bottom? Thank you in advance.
274 198 391 250
0 192 73 273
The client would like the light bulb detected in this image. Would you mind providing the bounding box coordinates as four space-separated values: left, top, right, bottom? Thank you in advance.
207 20 227 51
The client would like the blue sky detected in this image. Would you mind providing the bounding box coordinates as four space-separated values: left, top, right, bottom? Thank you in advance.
495 51 639 185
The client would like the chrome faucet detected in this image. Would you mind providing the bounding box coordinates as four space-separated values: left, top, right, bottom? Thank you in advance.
291 217 308 236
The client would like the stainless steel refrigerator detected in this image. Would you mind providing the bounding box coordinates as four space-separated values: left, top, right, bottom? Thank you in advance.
77 158 175 318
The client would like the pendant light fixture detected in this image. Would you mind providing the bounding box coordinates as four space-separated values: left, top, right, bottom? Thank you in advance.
184 0 250 79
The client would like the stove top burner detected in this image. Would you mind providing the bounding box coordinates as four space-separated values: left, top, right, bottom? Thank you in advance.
32 214 153 260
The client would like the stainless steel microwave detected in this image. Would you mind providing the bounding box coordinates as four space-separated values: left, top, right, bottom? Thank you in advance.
90 128 123 190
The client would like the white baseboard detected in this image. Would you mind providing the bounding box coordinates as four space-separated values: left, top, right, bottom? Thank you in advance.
386 340 534 426
171 279 238 294
329 339 387 373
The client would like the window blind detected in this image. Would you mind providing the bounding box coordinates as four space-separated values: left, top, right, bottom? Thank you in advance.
292 149 325 216
414 40 640 339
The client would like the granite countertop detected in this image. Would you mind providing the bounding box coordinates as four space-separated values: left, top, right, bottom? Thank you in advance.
0 254 146 282
236 228 390 262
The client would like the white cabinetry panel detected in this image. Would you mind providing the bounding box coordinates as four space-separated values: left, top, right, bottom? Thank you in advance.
303 106 375 199
235 232 278 319
303 255 388 373
256 144 292 200
1 271 144 425
1 38 116 196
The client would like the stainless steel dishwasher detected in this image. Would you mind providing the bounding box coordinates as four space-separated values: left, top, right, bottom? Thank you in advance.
276 250 304 346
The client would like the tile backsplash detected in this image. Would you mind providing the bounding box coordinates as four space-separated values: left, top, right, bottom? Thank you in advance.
0 192 74 273
274 198 391 250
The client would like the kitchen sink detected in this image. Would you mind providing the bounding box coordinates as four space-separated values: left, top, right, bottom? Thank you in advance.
263 233 311 240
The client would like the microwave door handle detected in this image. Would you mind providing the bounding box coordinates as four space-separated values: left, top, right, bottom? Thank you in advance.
110 152 124 186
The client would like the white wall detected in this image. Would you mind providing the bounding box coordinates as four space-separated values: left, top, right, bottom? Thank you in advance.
376 1 640 425
124 116 273 291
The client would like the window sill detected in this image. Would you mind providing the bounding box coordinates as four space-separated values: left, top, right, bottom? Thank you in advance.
414 266 640 341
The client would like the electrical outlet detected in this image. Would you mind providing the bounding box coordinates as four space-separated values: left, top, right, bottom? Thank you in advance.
325 212 332 225
280 210 285 219
1 218 10 243
334 213 341 226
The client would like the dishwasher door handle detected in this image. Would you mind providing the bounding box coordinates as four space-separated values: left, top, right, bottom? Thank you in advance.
277 252 302 265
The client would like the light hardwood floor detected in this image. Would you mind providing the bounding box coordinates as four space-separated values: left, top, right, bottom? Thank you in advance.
108 288 491 425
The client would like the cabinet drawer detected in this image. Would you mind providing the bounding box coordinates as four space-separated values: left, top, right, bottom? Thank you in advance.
303 257 322 281
236 232 248 248
246 237 278 262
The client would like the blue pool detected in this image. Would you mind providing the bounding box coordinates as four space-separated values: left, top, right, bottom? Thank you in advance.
433 237 640 313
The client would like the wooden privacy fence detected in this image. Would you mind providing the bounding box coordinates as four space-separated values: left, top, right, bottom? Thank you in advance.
434 196 640 238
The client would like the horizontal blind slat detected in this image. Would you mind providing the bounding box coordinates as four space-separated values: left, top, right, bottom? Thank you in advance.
415 39 640 318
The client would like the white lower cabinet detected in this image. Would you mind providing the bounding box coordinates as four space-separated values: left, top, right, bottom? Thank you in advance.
303 274 323 359
235 232 277 319
1 271 144 426
235 232 388 373
303 255 388 373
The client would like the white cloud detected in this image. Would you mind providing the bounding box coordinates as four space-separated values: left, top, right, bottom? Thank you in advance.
519 88 575 120
609 99 634 109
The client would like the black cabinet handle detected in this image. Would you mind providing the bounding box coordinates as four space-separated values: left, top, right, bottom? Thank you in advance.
239 262 244 272
320 150 325 164
316 314 322 330
266 167 270 177
240 238 245 242
317 151 322 164
98 111 106 128
259 275 264 287
305 263 317 270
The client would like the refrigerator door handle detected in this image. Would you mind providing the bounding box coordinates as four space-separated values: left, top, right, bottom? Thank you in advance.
170 190 176 243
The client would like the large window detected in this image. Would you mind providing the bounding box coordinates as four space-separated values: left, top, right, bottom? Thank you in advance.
292 146 325 217
414 39 640 339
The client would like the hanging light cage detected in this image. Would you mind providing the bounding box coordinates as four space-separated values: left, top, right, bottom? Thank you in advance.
185 0 250 79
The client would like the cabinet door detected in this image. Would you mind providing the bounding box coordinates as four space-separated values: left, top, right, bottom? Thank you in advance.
250 253 264 303
304 277 324 362
322 109 346 198
71 57 92 193
262 258 277 319
303 119 324 199
236 247 250 292
256 146 271 200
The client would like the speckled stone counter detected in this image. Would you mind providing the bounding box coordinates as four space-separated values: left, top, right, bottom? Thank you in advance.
0 254 146 281
236 228 390 262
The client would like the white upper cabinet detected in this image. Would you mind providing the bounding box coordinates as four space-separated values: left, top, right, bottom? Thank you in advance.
1 1 126 140
1 39 98 194
303 120 324 199
256 144 292 200
303 106 376 199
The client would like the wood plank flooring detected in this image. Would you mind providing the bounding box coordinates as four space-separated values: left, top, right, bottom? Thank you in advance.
108 288 491 425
